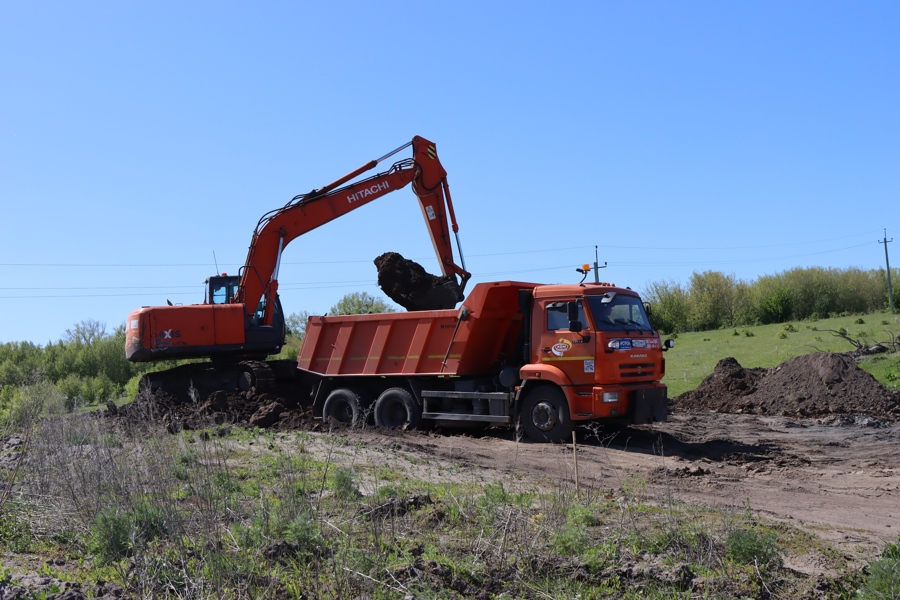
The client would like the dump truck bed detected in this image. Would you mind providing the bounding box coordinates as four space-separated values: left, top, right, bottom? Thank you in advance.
297 281 537 377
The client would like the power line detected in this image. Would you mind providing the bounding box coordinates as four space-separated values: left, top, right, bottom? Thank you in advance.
0 231 882 268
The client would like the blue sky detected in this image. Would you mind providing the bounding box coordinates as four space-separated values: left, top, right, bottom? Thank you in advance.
1 2 898 344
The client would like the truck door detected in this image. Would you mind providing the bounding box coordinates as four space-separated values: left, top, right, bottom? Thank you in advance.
538 301 594 386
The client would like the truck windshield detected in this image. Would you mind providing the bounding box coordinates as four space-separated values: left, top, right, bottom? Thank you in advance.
586 294 652 332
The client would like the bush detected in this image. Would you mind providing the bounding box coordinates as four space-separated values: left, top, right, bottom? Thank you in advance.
331 468 360 499
756 286 794 324
90 503 170 564
90 509 133 563
642 280 690 334
860 537 900 600
552 506 597 556
283 511 323 556
726 528 782 569
2 382 69 425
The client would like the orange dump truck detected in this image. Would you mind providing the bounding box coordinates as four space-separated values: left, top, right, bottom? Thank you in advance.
298 280 673 442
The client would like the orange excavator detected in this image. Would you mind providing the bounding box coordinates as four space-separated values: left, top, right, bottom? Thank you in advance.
125 136 470 393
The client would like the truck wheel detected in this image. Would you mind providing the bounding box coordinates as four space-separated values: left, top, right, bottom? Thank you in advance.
374 388 421 430
521 386 572 443
322 388 362 427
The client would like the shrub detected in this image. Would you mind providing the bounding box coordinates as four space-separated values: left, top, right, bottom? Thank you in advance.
478 482 510 513
726 528 782 569
331 468 360 499
552 506 597 556
860 536 900 600
0 510 33 553
90 509 133 563
90 503 170 564
284 511 323 557
756 287 794 324
642 280 690 334
3 381 68 425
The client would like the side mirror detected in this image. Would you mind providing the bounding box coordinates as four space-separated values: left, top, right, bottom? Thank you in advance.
643 302 652 316
663 338 675 351
567 302 583 332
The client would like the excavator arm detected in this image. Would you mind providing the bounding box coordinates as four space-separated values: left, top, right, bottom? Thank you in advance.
126 136 468 364
237 135 470 329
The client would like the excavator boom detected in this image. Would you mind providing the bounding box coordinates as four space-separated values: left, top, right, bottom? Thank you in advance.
126 136 469 364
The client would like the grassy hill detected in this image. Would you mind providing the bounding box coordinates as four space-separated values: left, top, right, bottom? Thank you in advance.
662 311 900 398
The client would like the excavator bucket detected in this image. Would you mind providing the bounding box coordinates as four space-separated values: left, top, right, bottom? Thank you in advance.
375 252 462 311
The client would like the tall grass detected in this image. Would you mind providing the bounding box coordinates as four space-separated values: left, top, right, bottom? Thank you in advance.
0 384 863 598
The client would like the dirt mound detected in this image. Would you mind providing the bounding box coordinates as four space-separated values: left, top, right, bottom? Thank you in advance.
672 352 900 420
374 251 461 311
113 382 316 433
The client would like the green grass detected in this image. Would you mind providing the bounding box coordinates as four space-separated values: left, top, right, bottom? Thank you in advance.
663 311 900 397
0 404 876 599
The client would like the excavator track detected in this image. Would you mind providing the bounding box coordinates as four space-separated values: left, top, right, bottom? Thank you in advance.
238 360 275 392
139 359 295 406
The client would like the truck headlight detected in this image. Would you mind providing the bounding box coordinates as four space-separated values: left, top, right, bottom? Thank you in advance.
602 392 618 403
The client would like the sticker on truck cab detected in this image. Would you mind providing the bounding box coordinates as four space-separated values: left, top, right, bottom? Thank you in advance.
552 338 573 356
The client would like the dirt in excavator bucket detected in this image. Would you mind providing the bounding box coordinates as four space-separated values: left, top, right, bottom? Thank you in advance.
375 252 461 311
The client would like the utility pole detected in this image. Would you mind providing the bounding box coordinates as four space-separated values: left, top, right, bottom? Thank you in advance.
593 245 607 283
879 229 894 314
577 246 607 283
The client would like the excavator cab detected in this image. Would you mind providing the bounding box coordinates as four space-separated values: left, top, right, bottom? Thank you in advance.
208 275 240 305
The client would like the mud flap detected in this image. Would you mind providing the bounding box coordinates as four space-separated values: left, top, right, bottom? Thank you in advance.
630 387 668 424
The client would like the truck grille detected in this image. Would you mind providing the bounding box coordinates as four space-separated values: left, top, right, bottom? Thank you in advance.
619 362 655 378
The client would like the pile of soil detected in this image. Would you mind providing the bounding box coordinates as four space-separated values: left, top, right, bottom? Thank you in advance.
113 383 315 433
374 251 461 311
672 352 900 421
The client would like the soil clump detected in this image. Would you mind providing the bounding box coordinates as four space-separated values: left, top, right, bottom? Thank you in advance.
374 251 460 311
672 352 900 421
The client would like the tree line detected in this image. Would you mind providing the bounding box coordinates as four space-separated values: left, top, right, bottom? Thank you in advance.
643 266 900 334
2 269 896 416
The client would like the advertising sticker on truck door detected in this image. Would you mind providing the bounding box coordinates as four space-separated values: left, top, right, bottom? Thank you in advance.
552 338 573 356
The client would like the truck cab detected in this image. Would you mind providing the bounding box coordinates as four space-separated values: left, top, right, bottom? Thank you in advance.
518 283 669 441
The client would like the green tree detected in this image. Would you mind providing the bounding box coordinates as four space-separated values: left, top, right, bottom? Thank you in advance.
285 310 310 342
688 271 743 330
62 319 108 345
642 280 690 334
753 279 795 324
328 292 395 316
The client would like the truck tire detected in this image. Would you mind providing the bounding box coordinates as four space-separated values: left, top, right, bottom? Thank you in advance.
322 388 363 427
374 388 421 430
521 386 572 443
